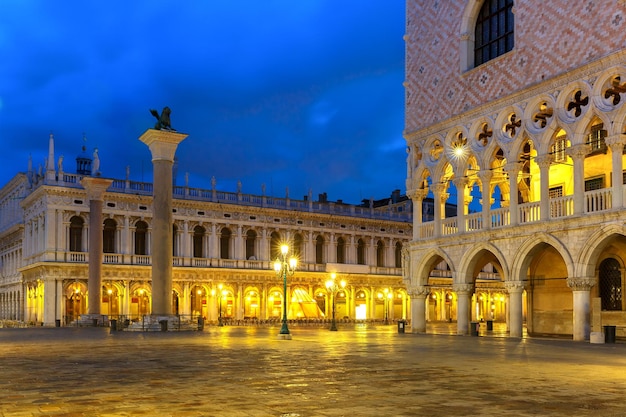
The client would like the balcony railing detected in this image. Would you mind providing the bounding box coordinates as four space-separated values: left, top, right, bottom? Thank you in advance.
415 186 621 238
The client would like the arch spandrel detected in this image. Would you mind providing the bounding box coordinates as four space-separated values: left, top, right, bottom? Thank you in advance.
411 247 455 287
455 242 509 285
510 232 575 283
577 224 626 279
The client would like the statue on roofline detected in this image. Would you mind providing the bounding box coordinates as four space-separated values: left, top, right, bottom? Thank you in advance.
149 106 175 131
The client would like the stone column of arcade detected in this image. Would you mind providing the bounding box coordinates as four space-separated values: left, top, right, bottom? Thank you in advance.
139 128 188 327
567 277 595 341
81 177 114 325
453 283 473 335
504 281 525 338
408 285 429 333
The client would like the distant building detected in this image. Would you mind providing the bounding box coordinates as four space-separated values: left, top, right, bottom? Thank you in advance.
404 0 626 340
0 134 415 326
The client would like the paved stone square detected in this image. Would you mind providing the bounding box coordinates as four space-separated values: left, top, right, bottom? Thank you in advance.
1 324 625 416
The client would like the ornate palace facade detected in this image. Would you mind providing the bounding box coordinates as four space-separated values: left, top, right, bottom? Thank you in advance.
0 136 413 326
404 0 626 340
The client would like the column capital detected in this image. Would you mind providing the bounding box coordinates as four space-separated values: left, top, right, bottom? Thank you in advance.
452 177 469 188
503 161 523 175
477 170 493 183
565 144 590 160
567 277 596 291
534 154 552 168
407 285 430 298
432 182 447 194
80 177 114 201
407 188 429 201
139 129 189 162
606 134 626 150
452 283 473 295
504 280 525 293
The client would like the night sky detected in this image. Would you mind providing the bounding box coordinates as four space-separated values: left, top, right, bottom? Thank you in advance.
0 1 406 205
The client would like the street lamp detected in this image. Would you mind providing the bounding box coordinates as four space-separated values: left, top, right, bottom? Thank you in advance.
273 244 297 339
325 272 346 331
218 283 224 326
379 288 392 324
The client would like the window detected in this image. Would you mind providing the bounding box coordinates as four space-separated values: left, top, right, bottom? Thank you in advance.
551 137 567 162
585 177 604 192
69 216 84 252
474 0 514 66
220 228 231 259
357 239 366 265
270 232 281 261
599 258 622 311
245 230 257 260
193 226 205 258
549 186 563 199
315 236 324 264
376 240 385 267
587 122 607 155
336 237 345 264
135 221 148 255
395 242 403 268
103 219 117 254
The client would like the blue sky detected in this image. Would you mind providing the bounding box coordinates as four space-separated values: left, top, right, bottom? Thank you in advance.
0 1 406 204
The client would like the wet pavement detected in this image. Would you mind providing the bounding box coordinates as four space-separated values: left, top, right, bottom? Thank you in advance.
1 323 625 416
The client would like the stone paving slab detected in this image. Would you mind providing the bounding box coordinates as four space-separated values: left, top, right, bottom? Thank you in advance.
1 325 626 416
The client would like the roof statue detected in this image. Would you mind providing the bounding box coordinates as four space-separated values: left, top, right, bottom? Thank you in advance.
149 106 175 131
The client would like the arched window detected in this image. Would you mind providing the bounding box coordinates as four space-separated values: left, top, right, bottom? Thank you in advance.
293 233 303 260
135 221 148 255
270 232 281 260
336 237 345 264
315 235 324 264
220 228 231 259
245 230 257 260
357 239 366 265
600 258 622 311
376 240 385 267
193 226 206 258
103 219 117 254
474 0 514 67
69 216 84 252
395 242 403 268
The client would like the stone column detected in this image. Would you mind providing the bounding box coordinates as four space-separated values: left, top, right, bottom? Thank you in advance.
567 277 596 341
432 183 447 237
504 281 525 338
408 189 428 240
566 144 590 216
504 162 522 226
477 170 493 229
535 155 551 221
453 283 473 335
81 177 113 316
408 285 429 333
139 129 188 316
606 135 625 209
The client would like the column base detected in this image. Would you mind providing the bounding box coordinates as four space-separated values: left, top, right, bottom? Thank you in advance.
277 333 293 340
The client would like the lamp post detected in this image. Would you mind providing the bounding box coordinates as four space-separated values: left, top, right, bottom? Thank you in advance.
273 244 297 339
325 272 346 331
382 288 392 324
217 284 224 326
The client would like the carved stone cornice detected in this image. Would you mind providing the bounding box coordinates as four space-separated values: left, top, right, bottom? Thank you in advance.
566 277 596 291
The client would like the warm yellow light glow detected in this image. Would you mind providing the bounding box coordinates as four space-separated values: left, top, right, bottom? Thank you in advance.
289 257 297 269
274 260 282 272
281 244 289 255
197 290 202 295
340 280 346 288
218 283 223 290
325 280 333 289
107 289 112 295
331 272 337 280
211 289 216 296
378 293 383 299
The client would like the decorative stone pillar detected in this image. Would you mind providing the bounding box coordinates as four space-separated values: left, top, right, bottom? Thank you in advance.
504 281 525 338
432 183 448 237
139 129 188 316
477 170 493 229
535 155 552 221
453 283 473 335
606 134 625 209
408 189 428 240
566 144 590 216
504 162 522 226
452 178 468 233
408 285 429 333
81 176 113 316
567 277 596 341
